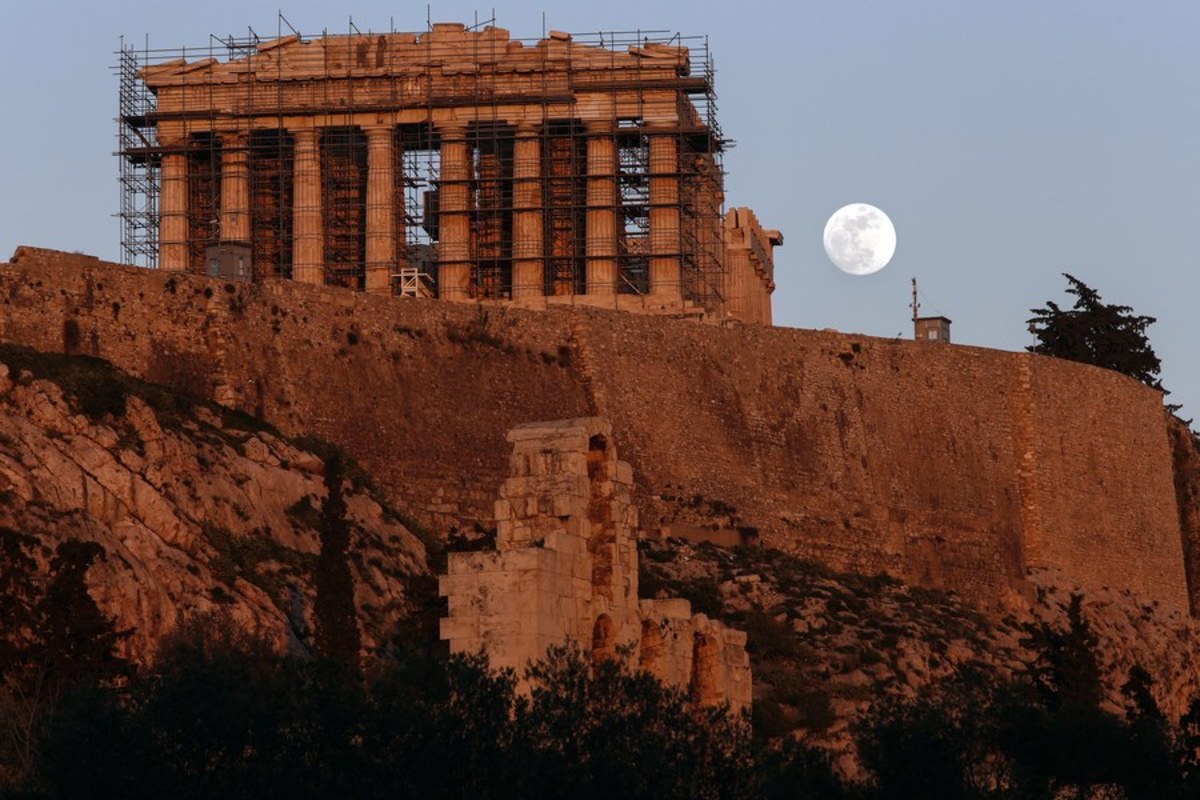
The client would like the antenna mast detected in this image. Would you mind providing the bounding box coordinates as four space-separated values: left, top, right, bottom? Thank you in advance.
911 278 919 321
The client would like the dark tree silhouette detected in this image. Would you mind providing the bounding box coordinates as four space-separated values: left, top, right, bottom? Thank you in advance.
1025 593 1102 712
0 528 40 782
521 645 755 800
32 540 128 692
1028 273 1165 392
312 451 361 666
28 634 758 800
0 529 38 677
1 536 127 785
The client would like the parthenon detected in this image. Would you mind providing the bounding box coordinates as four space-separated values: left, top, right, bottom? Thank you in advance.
118 22 782 323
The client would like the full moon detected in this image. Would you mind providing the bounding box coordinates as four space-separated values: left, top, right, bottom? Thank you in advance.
822 203 897 276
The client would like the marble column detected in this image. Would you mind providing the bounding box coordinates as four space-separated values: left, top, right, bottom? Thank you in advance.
365 124 396 294
159 142 188 271
647 129 681 300
511 122 543 300
437 122 471 301
292 127 324 285
585 122 618 297
219 132 250 243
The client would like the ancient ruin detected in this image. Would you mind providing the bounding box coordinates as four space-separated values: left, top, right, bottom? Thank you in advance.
117 23 781 323
439 417 751 711
3 247 1195 617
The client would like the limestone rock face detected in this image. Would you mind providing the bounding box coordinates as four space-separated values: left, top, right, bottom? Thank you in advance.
0 356 427 664
640 537 1200 772
3 248 1192 615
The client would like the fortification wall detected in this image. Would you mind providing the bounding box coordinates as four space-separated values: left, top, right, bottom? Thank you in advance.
0 247 1190 612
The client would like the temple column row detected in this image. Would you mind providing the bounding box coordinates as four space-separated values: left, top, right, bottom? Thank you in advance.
157 122 684 303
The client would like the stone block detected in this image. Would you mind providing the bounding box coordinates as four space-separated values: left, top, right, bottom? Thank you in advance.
500 548 547 572
642 597 693 620
494 499 512 521
551 493 581 518
439 615 481 640
448 635 483 655
447 551 501 575
561 516 590 539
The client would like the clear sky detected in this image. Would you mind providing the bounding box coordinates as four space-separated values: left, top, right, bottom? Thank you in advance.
2 1 1197 417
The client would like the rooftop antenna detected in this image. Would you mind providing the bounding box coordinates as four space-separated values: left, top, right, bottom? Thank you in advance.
911 277 920 321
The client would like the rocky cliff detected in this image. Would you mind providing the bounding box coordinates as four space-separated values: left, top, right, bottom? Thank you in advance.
639 536 1200 771
0 345 428 663
2 339 1199 774
0 247 1193 615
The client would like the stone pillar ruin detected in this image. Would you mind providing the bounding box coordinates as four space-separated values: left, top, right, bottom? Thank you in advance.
585 123 618 298
437 122 471 301
158 144 189 272
439 417 751 713
647 128 681 302
722 207 782 325
511 123 544 302
218 132 250 244
292 127 324 285
364 124 396 294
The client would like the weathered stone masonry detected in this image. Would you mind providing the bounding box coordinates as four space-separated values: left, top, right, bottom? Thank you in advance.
0 248 1193 615
439 417 751 710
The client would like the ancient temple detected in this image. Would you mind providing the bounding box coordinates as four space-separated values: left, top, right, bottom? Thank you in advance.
118 23 781 323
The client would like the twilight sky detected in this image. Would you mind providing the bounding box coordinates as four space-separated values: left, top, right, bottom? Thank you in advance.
1 1 1197 417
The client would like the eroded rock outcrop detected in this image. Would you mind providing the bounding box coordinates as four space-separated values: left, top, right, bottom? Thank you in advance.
0 350 427 663
639 536 1200 772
